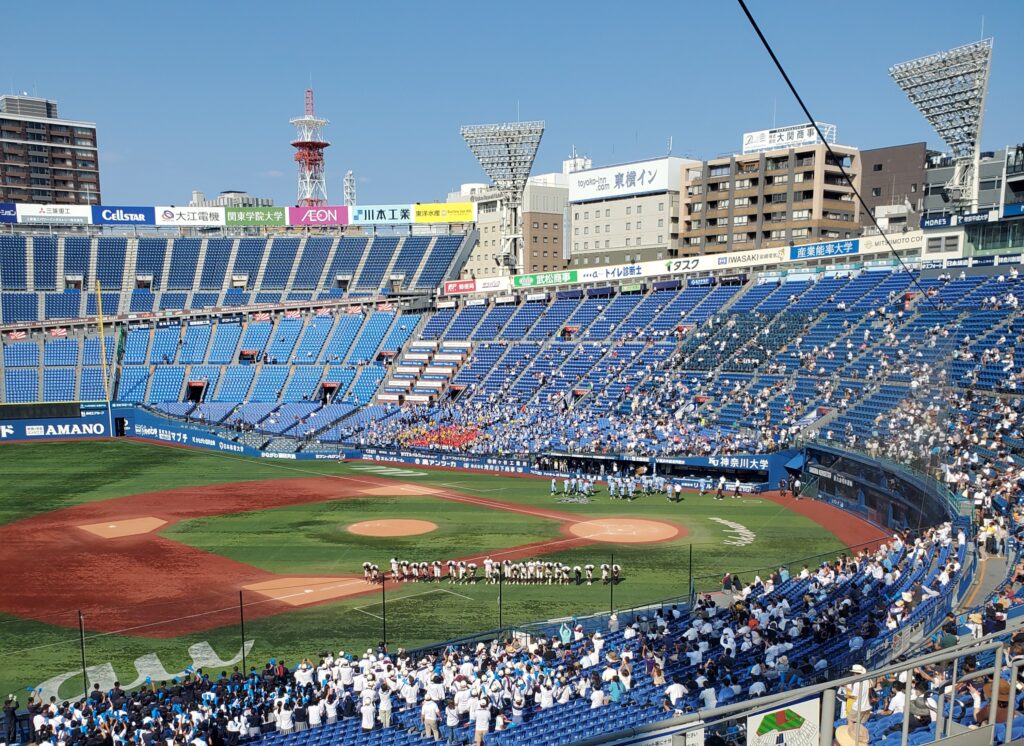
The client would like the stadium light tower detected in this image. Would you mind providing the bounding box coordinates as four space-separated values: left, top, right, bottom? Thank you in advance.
290 89 330 207
461 121 545 274
889 39 993 213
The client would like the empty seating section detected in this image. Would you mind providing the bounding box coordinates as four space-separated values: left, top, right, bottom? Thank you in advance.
149 326 181 364
63 237 91 279
500 301 545 339
41 367 75 402
266 318 303 362
122 328 151 365
134 239 168 289
79 367 107 400
420 307 454 339
293 316 334 363
319 315 363 363
207 323 242 364
443 305 486 340
190 292 219 310
82 337 114 366
282 368 322 401
95 238 126 288
167 239 201 289
215 367 254 401
159 292 187 311
323 237 367 287
416 235 462 287
355 237 398 289
250 367 289 401
255 292 281 304
472 304 515 340
527 297 579 340
3 341 39 367
221 289 250 307
45 291 81 319
379 314 418 353
5 369 38 402
348 312 392 363
44 338 78 366
85 293 119 317
239 322 272 356
179 324 212 363
292 237 333 289
261 238 300 289
129 290 155 313
0 236 27 290
586 293 641 338
348 365 386 404
390 236 430 289
186 366 220 401
117 366 149 403
31 236 58 290
145 366 183 401
199 239 233 289
230 239 267 288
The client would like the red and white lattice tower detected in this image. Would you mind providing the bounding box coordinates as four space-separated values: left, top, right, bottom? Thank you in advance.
290 89 330 206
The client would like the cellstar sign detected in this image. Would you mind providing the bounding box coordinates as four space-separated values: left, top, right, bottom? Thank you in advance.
413 202 474 224
0 203 16 223
224 206 286 226
286 205 348 226
568 157 683 203
16 204 91 224
154 206 226 227
741 122 835 154
91 205 155 225
349 204 413 225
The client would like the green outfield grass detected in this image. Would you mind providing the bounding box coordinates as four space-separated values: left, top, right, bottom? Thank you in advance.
0 439 845 701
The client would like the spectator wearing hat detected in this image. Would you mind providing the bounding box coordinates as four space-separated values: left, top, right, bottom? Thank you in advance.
842 666 873 726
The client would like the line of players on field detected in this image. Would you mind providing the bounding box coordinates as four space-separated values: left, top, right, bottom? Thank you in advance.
552 474 744 501
361 558 623 586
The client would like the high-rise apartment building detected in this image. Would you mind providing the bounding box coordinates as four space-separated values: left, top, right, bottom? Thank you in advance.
0 95 100 205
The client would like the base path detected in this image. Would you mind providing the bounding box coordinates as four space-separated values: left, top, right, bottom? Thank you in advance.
755 491 890 549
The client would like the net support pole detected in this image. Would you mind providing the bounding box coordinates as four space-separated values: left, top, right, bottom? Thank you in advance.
239 590 247 675
78 610 89 699
381 577 387 649
96 280 110 402
609 552 615 615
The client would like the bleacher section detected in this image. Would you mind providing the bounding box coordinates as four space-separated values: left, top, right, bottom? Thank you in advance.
0 233 468 324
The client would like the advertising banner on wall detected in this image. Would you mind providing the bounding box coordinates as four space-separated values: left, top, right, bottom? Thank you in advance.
286 205 348 226
741 122 835 154
16 204 92 225
1004 204 1024 219
568 157 683 203
349 204 413 225
513 270 578 288
0 417 108 441
0 203 17 223
858 230 924 256
413 202 474 224
224 206 287 226
91 206 155 225
789 239 859 261
442 276 511 295
154 206 226 227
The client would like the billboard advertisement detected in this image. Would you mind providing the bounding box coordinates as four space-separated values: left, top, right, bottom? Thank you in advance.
225 206 287 226
349 204 413 225
0 203 16 223
16 204 92 225
0 417 108 441
91 206 155 225
286 205 348 226
442 276 511 295
568 157 684 203
741 122 835 154
413 202 474 224
789 239 858 261
858 230 924 256
513 270 578 289
154 206 226 227
1004 204 1024 218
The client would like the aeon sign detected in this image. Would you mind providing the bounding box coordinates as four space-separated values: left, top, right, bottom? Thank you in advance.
287 206 349 226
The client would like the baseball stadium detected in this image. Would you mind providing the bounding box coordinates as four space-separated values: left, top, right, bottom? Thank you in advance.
2 5 1024 746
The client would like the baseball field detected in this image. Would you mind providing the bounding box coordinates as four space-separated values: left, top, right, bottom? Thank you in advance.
0 439 887 701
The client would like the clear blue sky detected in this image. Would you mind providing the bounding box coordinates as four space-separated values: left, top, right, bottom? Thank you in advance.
3 1 1019 206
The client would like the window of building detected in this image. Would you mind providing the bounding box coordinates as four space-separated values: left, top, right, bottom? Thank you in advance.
625 222 631 231
872 163 883 171
658 218 665 227
691 204 703 213
709 165 731 177
871 187 882 197
605 240 610 248
574 227 579 236
735 179 752 189
657 235 663 243
626 206 631 215
583 227 589 235
574 242 579 251
584 242 588 250
553 222 559 230
543 236 549 244
605 224 610 233
910 184 917 193
733 216 748 225
532 250 539 257
625 238 631 247
636 221 642 230
636 205 642 214
543 251 548 257
792 228 810 238
532 236 538 243
792 209 810 220
659 202 664 211
574 212 579 220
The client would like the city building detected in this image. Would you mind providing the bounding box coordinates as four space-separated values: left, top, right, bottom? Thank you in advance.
567 156 694 269
859 142 927 230
189 189 274 208
452 168 570 279
679 143 861 255
0 95 100 205
922 149 1005 224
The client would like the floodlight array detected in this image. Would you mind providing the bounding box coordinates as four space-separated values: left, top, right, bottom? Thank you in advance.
888 39 992 160
460 122 545 204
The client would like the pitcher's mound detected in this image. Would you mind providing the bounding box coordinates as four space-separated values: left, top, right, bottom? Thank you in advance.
568 518 682 544
78 516 167 539
347 519 438 537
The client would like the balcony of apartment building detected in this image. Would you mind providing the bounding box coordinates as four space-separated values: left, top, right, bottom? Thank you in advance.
764 157 791 173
